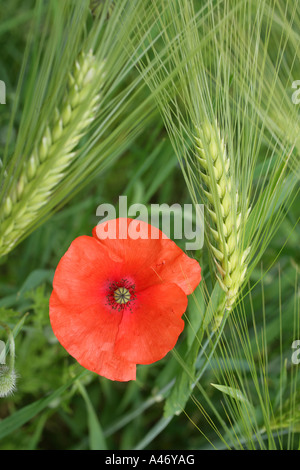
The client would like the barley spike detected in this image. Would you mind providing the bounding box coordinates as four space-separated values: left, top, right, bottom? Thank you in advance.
0 50 105 257
194 120 251 322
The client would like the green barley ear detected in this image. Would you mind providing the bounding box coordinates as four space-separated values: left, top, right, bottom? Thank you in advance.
194 120 251 322
0 49 104 257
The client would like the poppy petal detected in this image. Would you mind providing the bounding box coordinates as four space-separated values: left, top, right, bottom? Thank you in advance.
50 291 136 381
50 219 202 381
114 282 187 364
50 236 136 381
52 235 119 306
92 218 201 294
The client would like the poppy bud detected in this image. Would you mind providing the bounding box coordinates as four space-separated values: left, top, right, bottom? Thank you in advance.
0 366 17 398
0 323 17 398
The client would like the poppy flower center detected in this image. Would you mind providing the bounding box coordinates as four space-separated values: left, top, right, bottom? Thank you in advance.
113 287 131 304
106 279 136 312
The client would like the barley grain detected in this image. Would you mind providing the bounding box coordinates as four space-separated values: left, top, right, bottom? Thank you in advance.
0 50 104 257
194 120 251 321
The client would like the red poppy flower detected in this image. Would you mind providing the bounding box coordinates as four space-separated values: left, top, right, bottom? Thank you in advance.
49 218 201 381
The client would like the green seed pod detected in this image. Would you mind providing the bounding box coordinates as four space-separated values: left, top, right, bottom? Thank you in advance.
3 221 14 237
4 196 12 217
17 173 27 199
39 128 52 162
223 274 233 288
69 83 80 108
210 243 224 262
213 156 223 180
224 212 234 236
242 246 251 264
52 117 64 142
202 121 212 143
209 226 220 242
209 140 219 161
221 191 231 217
228 250 239 271
62 104 72 126
27 153 38 180
227 232 236 255
230 267 243 285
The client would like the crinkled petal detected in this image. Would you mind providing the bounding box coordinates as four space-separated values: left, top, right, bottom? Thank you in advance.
51 235 136 308
50 291 136 381
92 218 201 294
50 236 136 381
114 282 187 364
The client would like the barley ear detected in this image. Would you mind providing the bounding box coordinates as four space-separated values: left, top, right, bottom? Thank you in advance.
0 50 105 257
194 120 251 324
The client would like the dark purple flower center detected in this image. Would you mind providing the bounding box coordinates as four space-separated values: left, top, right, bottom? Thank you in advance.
106 279 136 312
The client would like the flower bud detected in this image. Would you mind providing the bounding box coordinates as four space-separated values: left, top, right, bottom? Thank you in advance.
0 366 17 398
0 322 17 398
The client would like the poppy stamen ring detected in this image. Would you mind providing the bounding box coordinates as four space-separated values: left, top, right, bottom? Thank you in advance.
106 279 136 312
